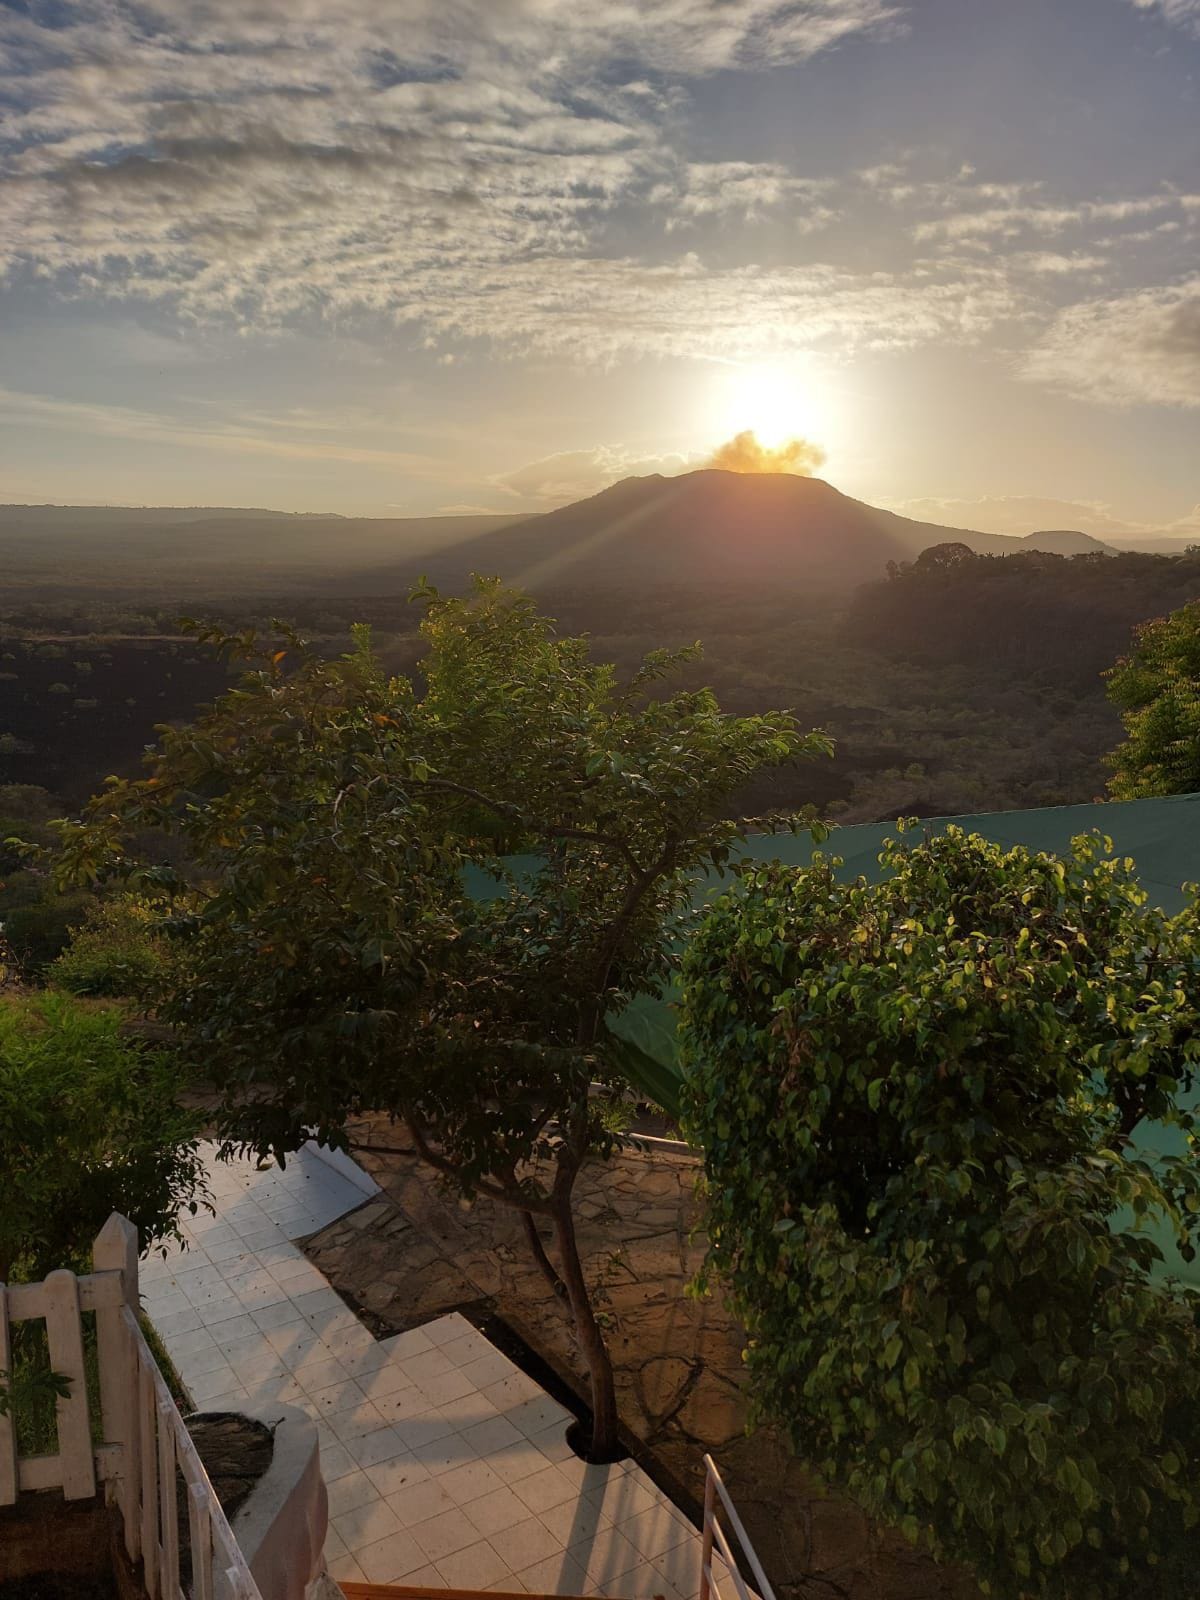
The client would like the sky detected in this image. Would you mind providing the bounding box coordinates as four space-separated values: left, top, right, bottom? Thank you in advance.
0 0 1198 534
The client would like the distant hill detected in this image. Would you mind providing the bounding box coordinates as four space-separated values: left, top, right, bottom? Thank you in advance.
403 471 1115 593
0 504 525 599
1011 528 1114 556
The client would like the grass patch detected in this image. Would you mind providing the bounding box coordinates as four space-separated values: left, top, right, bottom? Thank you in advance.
3 1303 190 1456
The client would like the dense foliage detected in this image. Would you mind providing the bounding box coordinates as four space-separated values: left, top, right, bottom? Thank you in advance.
680 828 1200 1599
53 580 827 1453
0 992 206 1282
1 783 96 977
1106 600 1200 799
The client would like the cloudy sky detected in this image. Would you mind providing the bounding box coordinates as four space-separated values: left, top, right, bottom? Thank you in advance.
1 0 1198 532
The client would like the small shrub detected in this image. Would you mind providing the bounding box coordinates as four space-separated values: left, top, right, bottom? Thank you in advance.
50 894 176 1001
2 891 92 976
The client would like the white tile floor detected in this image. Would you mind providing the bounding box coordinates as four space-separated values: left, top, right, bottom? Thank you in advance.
143 1143 731 1599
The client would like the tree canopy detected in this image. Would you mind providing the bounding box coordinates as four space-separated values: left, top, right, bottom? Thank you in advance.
680 826 1200 1599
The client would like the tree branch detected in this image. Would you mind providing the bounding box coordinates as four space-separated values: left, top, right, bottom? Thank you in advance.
413 777 645 874
403 1111 554 1216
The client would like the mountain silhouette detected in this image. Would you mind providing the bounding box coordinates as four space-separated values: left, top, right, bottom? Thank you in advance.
411 470 1115 593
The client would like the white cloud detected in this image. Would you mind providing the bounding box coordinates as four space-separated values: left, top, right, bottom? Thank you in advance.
652 162 837 229
912 190 1198 245
494 444 696 504
1024 278 1200 409
887 494 1149 540
2 1 1197 419
0 384 448 472
0 0 914 360
1126 0 1200 32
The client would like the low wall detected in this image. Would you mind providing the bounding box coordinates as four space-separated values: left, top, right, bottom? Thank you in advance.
304 1137 381 1200
222 1404 328 1600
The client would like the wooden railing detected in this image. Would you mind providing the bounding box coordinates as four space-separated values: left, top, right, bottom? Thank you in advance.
0 1213 262 1600
699 1452 775 1600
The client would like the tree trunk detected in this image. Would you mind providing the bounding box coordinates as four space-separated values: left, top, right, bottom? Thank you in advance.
551 1191 621 1460
522 1209 567 1300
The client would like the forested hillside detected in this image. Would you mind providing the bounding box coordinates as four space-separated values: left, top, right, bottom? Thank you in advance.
849 544 1200 686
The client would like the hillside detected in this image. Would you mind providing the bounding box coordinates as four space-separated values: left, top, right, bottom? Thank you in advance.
1010 528 1113 556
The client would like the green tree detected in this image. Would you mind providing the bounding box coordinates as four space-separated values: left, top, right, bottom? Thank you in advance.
0 992 207 1282
54 580 829 1456
1106 600 1200 798
680 827 1200 1599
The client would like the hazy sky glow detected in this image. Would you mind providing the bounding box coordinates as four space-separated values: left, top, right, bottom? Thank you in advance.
1 0 1198 530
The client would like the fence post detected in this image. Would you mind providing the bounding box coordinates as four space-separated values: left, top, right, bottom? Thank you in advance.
140 1358 161 1600
700 1457 716 1600
94 1213 141 1550
42 1269 96 1500
0 1285 17 1505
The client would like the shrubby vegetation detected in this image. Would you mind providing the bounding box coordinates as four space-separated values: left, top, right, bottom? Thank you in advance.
851 544 1200 687
0 991 206 1282
0 783 92 978
681 827 1200 1599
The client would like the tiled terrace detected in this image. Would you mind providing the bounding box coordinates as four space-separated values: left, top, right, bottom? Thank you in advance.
143 1143 730 1597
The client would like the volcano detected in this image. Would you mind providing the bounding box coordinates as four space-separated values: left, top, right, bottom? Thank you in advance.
410 469 1109 595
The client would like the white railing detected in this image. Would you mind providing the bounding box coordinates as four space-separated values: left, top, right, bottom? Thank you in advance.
0 1213 262 1600
699 1452 776 1600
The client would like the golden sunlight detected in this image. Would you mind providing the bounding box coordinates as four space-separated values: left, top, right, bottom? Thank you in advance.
714 360 823 447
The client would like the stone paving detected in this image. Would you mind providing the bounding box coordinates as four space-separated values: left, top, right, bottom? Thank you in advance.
305 1123 978 1600
142 1141 747 1598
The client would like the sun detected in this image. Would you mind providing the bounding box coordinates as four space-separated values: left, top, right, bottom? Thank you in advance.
713 360 823 449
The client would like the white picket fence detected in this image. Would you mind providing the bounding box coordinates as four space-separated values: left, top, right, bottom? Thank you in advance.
0 1213 262 1600
699 1452 776 1600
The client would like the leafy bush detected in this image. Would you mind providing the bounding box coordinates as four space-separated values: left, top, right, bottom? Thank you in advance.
1106 599 1200 799
680 827 1200 1599
0 992 207 1281
1 890 92 977
50 893 175 1001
